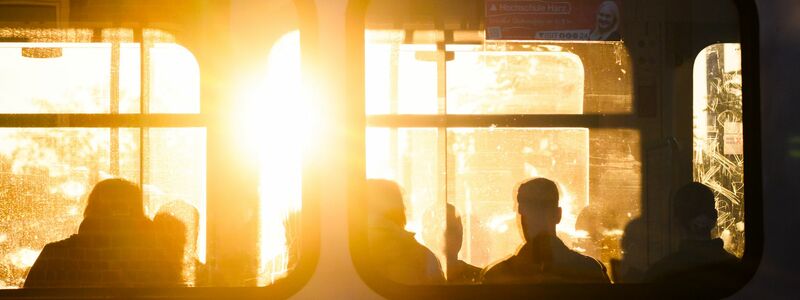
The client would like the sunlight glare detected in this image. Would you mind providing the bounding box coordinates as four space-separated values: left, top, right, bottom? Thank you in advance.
238 31 306 286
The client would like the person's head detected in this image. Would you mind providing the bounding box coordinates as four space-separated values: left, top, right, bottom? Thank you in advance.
155 201 200 252
516 178 562 240
444 203 463 259
673 182 718 240
595 1 620 32
153 212 188 253
83 178 144 219
620 217 646 263
366 179 407 228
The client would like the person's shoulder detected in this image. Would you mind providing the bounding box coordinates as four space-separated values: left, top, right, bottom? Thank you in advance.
40 235 80 253
23 235 79 288
557 247 610 282
459 260 482 274
643 252 686 282
481 255 517 282
645 247 741 283
554 240 603 270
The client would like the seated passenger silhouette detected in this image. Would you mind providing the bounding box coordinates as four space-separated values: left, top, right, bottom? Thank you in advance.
24 179 182 288
644 182 740 287
483 178 610 284
444 204 481 284
366 179 445 284
154 201 204 286
611 217 647 283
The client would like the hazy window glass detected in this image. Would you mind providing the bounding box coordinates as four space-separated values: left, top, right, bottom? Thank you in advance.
0 128 140 288
0 44 114 113
0 43 198 114
0 39 205 288
693 43 744 257
447 48 584 114
365 35 438 115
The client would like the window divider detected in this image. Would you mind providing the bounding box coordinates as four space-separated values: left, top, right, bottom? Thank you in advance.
366 114 638 128
0 113 208 127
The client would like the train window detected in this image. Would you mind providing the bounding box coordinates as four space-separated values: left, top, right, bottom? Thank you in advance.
0 29 208 288
363 29 639 284
0 0 318 297
0 28 306 290
352 0 758 297
693 43 744 258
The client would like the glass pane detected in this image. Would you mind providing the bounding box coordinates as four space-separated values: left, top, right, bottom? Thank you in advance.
367 128 440 236
0 42 200 114
448 129 589 267
366 33 438 115
145 128 206 286
0 128 211 288
587 129 641 265
149 44 201 113
366 128 643 284
693 43 744 257
0 128 139 288
447 48 584 114
0 44 113 113
364 31 633 116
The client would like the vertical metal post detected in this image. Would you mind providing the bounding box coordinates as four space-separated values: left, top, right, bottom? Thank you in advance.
436 36 450 271
110 32 120 176
390 40 399 177
137 28 151 212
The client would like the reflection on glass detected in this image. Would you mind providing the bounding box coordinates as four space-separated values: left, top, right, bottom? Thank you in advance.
693 43 744 257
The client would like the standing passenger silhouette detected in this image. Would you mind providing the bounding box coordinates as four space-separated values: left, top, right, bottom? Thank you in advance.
24 179 182 287
366 179 445 284
644 182 740 287
483 178 610 284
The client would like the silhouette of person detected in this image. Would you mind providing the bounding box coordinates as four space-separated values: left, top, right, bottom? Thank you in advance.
444 204 481 284
154 200 204 286
366 179 445 284
24 179 182 288
644 182 740 287
483 178 610 284
575 203 603 259
589 1 621 41
610 217 647 283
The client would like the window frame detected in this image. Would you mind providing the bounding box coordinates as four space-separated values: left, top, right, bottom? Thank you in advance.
346 0 762 298
0 0 321 298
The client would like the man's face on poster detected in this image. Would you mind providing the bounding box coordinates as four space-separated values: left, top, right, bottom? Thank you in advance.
597 5 616 30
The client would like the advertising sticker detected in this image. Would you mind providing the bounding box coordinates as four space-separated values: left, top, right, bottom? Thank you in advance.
724 121 744 155
486 0 622 41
